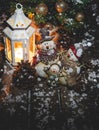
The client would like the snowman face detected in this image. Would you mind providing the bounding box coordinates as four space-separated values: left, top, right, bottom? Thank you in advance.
41 41 56 51
67 48 78 61
49 64 60 75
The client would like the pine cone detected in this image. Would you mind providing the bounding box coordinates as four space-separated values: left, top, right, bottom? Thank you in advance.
12 60 36 90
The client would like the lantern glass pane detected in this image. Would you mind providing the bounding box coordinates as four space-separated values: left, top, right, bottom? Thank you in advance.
14 42 23 63
29 34 35 61
5 38 12 61
29 35 33 52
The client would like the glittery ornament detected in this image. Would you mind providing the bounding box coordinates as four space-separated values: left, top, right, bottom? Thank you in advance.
55 0 68 13
35 3 48 16
75 12 84 22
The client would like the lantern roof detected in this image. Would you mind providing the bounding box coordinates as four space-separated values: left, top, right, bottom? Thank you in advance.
3 26 35 40
7 3 31 29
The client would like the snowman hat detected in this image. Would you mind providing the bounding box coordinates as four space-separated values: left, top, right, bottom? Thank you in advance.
70 45 83 59
36 36 55 45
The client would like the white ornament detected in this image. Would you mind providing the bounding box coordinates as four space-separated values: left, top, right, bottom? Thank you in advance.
87 42 92 47
76 48 83 57
74 43 81 48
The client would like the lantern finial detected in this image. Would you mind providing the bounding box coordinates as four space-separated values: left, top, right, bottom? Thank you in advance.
16 3 23 10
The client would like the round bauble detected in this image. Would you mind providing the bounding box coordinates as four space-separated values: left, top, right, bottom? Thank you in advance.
75 12 84 22
55 0 68 13
35 3 48 16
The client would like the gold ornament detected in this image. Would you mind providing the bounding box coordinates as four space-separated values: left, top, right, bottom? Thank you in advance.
75 12 84 22
55 0 68 13
28 12 34 19
35 3 48 16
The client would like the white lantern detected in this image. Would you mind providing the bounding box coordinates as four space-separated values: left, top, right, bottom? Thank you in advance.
3 3 36 66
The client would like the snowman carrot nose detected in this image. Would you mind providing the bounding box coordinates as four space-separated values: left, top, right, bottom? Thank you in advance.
46 46 49 49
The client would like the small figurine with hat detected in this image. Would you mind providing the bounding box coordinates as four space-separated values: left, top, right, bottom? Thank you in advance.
34 36 61 78
67 45 83 61
31 36 55 65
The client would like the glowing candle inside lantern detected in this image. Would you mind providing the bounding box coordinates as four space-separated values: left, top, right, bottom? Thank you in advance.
15 48 23 62
14 42 23 63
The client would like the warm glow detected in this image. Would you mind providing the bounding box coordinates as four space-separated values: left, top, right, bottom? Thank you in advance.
31 20 42 42
29 33 36 61
15 48 23 62
5 38 12 61
14 42 23 63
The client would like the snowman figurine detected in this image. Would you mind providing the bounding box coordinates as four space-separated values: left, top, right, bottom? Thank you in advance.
67 45 83 61
46 63 61 86
40 37 56 56
35 37 60 78
57 45 82 86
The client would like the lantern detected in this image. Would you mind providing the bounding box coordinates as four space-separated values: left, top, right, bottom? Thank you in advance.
3 3 36 66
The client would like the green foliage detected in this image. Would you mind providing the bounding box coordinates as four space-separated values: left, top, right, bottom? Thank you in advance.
34 14 47 25
8 0 90 32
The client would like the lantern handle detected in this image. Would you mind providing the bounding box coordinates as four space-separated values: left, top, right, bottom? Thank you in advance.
16 3 23 10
